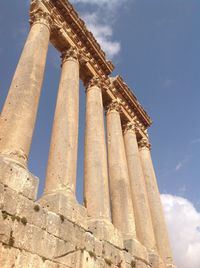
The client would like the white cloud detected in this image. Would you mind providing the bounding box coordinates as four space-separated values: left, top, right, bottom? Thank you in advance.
70 0 131 58
161 194 200 268
81 13 121 58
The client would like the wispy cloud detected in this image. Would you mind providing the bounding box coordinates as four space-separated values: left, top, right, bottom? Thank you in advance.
191 138 200 144
175 155 191 171
161 194 200 268
70 0 131 59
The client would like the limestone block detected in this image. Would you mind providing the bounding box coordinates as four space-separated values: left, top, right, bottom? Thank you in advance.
0 212 13 245
54 249 81 267
39 231 57 259
0 157 38 200
15 250 44 268
149 253 160 268
124 251 136 267
124 239 149 263
0 183 4 209
46 211 61 237
85 232 100 255
135 260 149 268
166 265 176 268
58 216 76 242
16 196 46 229
39 192 87 228
103 241 124 267
87 219 124 248
0 243 20 268
43 260 59 268
1 185 19 215
12 221 47 256
54 238 76 263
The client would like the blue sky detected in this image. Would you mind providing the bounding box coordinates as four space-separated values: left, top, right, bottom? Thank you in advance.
0 1 200 267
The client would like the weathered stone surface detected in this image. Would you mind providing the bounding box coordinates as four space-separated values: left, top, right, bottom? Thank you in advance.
39 192 87 229
124 239 149 263
0 158 38 200
87 219 124 248
0 1 177 268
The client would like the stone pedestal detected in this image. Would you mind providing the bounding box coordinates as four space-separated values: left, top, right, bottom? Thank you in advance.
0 156 38 201
39 192 87 229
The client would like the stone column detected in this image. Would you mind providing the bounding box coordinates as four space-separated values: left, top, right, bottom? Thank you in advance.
44 47 80 198
84 77 111 221
139 138 173 265
106 100 136 239
123 122 156 252
0 10 51 166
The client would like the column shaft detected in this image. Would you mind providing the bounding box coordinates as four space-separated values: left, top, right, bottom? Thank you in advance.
0 11 51 165
106 102 136 239
44 48 79 196
84 78 110 220
139 139 173 264
124 124 156 251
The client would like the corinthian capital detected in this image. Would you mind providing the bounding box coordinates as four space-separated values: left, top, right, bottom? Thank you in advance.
30 10 52 30
123 121 137 135
85 76 103 91
106 99 121 113
138 138 151 150
61 47 80 63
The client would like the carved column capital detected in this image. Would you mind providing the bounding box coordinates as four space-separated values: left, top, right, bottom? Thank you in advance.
123 121 137 135
85 76 103 92
30 10 53 30
138 138 151 150
106 99 122 113
61 47 80 64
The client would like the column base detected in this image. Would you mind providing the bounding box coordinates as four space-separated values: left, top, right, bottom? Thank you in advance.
0 155 38 200
87 218 124 248
124 239 149 264
39 191 87 228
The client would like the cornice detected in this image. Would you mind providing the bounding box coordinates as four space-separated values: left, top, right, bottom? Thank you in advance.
30 0 114 78
111 76 152 128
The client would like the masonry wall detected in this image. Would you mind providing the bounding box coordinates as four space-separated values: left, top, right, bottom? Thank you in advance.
0 157 151 268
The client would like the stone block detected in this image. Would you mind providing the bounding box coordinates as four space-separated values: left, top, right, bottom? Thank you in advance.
124 239 149 263
15 250 44 268
103 241 124 266
39 192 87 228
1 186 19 215
54 238 76 262
43 260 59 268
0 243 20 268
149 252 160 268
46 211 61 237
54 249 81 267
0 212 13 245
87 218 124 248
166 264 177 268
135 259 149 268
0 157 39 200
0 183 4 209
16 196 46 229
